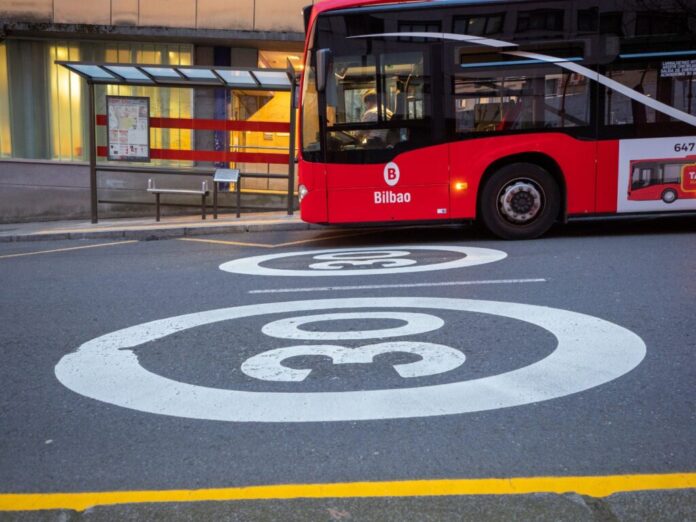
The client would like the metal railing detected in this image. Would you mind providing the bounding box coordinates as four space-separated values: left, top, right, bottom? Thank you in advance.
95 165 296 219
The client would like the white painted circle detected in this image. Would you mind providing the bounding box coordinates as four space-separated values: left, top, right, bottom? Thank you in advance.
261 312 444 340
55 297 646 423
219 246 507 277
384 162 400 186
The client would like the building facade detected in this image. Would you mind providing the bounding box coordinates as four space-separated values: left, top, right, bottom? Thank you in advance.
0 0 311 222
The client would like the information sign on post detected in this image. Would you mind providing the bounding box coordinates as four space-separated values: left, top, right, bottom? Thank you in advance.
106 96 150 162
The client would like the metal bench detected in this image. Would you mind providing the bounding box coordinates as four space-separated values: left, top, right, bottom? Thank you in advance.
147 178 209 221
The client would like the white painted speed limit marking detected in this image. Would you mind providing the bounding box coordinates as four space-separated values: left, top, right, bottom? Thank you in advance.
308 250 416 270
261 312 444 340
55 297 646 423
241 342 466 382
219 246 506 277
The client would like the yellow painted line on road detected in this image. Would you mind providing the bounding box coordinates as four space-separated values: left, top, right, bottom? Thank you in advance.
178 230 384 249
178 237 275 248
0 240 138 260
274 230 385 247
1 473 694 512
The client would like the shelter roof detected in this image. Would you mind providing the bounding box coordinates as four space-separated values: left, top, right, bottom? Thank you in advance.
57 61 294 91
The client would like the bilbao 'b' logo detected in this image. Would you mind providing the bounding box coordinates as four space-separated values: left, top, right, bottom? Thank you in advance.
384 162 400 187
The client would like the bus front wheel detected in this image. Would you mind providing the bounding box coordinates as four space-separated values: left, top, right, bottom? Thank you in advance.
479 163 560 240
661 189 678 204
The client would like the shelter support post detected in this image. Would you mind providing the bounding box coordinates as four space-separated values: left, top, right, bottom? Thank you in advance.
236 177 242 218
287 68 297 216
88 81 98 223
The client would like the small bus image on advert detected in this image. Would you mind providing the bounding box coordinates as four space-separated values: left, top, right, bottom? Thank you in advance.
628 156 696 204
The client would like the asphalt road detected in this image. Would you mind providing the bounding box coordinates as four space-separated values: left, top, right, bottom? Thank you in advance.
0 216 694 520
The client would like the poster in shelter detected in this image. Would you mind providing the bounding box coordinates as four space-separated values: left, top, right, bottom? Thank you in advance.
107 96 150 162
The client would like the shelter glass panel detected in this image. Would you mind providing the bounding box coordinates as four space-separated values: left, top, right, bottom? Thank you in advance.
104 66 152 82
100 43 194 167
142 67 182 79
227 50 298 192
179 68 217 80
215 69 256 87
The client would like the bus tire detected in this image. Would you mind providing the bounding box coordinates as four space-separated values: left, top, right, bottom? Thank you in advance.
479 163 560 240
661 188 678 204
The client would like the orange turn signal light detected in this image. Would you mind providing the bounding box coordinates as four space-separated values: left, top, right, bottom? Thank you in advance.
454 181 468 191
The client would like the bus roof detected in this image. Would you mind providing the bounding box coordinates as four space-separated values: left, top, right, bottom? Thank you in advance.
312 0 504 18
313 0 427 15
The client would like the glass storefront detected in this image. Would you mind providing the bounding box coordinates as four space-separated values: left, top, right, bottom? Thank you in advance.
0 38 193 164
0 39 298 187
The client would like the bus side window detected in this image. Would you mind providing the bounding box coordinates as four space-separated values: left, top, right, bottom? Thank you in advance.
604 62 696 131
381 52 428 122
606 66 657 126
632 166 654 189
453 66 590 135
663 163 681 184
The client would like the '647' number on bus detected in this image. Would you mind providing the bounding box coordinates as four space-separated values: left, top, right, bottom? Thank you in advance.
674 142 695 152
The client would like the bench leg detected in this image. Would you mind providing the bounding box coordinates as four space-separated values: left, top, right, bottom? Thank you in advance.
213 183 218 220
201 194 206 220
156 193 161 222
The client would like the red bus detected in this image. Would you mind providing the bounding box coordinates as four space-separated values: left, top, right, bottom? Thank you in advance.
297 0 696 239
629 157 696 203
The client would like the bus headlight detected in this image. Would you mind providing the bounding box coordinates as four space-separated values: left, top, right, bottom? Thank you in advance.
298 184 308 203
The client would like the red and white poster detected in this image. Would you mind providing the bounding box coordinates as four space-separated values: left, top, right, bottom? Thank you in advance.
107 96 150 162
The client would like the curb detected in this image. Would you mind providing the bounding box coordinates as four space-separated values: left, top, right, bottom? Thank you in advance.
0 221 315 243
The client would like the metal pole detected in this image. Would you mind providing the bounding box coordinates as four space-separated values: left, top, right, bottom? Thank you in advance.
236 176 241 218
213 182 218 219
287 64 297 216
88 81 98 223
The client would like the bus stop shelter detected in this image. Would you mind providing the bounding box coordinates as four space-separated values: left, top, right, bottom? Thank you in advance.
57 60 297 223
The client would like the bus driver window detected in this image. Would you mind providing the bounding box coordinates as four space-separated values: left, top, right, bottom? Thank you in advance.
359 90 393 144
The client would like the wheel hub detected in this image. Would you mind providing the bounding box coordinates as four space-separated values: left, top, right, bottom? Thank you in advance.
498 180 543 224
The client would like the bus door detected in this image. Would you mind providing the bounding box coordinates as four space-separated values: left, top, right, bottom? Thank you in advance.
321 41 450 223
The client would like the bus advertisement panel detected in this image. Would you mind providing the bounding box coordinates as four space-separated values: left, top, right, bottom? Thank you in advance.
298 0 696 239
621 140 696 212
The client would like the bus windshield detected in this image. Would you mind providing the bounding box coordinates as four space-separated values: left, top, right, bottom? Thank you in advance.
301 24 321 158
303 13 437 163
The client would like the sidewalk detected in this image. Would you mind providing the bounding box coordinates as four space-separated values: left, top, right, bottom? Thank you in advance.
0 212 317 242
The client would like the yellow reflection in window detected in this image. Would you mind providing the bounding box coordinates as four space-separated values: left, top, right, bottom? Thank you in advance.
5 40 193 163
0 42 11 156
48 43 82 160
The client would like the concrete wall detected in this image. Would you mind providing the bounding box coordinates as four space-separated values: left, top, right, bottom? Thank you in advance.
0 160 92 222
0 0 316 33
0 160 292 222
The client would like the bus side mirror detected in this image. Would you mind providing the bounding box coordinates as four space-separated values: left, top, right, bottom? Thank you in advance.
316 48 332 92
